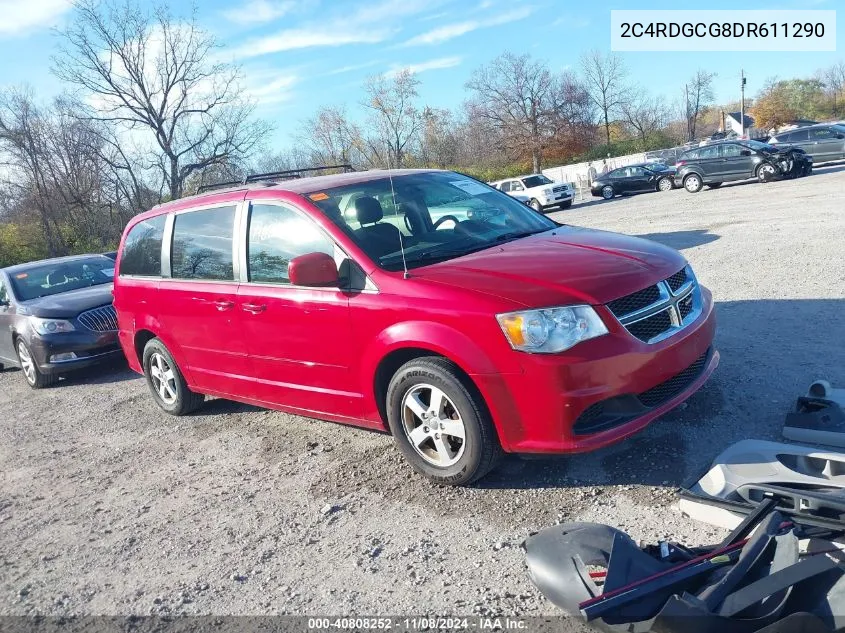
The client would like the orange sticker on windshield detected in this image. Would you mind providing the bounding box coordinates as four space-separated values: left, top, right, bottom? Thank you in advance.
309 192 329 201
15 273 28 279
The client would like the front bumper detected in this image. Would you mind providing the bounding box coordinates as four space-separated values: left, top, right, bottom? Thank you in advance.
542 192 574 207
476 286 718 454
29 330 123 374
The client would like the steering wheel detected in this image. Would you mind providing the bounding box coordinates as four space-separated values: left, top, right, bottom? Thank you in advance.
432 215 460 230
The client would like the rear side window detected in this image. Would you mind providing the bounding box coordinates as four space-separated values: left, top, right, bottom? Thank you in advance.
810 127 835 140
697 145 720 159
120 216 166 277
247 204 334 285
171 207 236 281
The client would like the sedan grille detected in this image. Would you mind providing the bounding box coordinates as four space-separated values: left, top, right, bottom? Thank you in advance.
78 305 118 332
605 267 700 344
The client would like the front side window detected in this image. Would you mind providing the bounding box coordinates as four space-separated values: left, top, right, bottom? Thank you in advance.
307 172 556 272
720 144 743 157
247 204 334 284
8 257 115 301
170 206 235 281
120 215 166 277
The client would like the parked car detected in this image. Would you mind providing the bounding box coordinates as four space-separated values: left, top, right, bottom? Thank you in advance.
489 174 574 212
590 163 677 200
674 140 813 193
0 254 122 388
102 251 118 260
768 124 845 164
114 168 718 485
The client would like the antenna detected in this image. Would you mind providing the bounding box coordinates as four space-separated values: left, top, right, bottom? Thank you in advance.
385 156 410 279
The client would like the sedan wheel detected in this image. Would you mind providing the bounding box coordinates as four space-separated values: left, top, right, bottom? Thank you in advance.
658 177 673 191
16 339 57 389
601 185 614 200
402 383 466 468
684 174 703 193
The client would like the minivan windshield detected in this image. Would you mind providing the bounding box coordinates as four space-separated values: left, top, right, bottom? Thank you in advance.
307 171 557 271
521 175 553 188
9 256 114 301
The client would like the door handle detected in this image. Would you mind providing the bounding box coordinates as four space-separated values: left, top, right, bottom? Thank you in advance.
241 303 266 314
213 299 235 311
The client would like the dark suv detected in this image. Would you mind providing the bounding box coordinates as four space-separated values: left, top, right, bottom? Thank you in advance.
768 124 845 163
674 140 813 193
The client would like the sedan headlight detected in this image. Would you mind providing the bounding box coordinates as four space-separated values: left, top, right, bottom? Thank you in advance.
496 306 608 353
29 317 75 335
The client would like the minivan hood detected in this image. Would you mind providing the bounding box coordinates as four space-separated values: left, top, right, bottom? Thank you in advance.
415 227 686 307
21 283 113 318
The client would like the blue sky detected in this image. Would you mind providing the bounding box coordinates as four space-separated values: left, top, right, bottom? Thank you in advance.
0 0 841 148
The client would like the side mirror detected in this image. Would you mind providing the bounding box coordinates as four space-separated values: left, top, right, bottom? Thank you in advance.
740 149 752 156
288 252 339 287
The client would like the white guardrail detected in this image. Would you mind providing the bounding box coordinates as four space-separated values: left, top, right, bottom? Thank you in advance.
542 152 648 202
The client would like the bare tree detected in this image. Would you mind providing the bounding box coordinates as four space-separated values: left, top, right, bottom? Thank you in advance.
681 70 716 142
296 106 360 167
821 61 845 118
580 50 629 146
53 0 270 200
466 52 588 173
360 69 422 168
620 92 671 149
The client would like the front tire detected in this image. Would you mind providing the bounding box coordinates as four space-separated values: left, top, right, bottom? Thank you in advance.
757 163 777 182
683 173 703 193
386 357 502 486
16 339 57 389
529 199 543 213
142 338 204 415
600 185 614 200
560 200 573 209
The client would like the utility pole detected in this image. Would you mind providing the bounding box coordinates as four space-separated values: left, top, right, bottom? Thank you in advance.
740 69 747 138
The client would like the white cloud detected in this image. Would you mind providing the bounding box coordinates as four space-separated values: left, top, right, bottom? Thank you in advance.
0 0 72 37
241 68 299 106
230 0 448 59
401 6 534 46
221 0 296 26
323 60 383 76
385 56 462 78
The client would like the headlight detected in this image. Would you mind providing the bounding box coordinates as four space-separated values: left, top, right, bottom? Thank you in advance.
542 188 553 198
496 305 608 353
29 317 75 335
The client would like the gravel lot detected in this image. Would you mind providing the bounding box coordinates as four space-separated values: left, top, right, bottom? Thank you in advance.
2 165 844 621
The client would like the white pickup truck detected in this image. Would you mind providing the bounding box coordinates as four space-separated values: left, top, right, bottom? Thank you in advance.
488 174 575 213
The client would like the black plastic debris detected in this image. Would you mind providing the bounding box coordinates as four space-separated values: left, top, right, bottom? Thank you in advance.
523 506 845 633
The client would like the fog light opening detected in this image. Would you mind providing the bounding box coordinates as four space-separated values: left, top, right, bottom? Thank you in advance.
50 352 78 362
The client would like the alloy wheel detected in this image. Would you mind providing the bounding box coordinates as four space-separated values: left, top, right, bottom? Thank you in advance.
17 341 35 385
149 352 178 405
601 185 614 199
658 178 673 191
401 383 466 468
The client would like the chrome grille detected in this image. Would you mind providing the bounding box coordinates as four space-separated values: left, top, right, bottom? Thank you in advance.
627 309 673 343
606 266 700 344
78 305 118 332
552 185 569 194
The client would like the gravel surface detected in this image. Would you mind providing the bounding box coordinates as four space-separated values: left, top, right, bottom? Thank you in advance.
1 165 844 620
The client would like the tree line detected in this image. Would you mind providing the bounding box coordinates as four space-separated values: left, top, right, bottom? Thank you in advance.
1 0 843 266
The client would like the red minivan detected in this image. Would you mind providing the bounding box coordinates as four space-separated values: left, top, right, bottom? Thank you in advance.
113 169 718 485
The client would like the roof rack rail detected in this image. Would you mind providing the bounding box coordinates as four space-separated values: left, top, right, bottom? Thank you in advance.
195 179 243 195
194 164 355 195
242 164 355 184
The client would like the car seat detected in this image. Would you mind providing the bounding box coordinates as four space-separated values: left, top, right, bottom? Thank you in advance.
354 196 403 257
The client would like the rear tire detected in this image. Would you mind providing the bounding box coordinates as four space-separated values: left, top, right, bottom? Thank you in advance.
142 338 204 415
16 339 57 389
683 174 703 193
706 182 722 189
386 357 502 486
